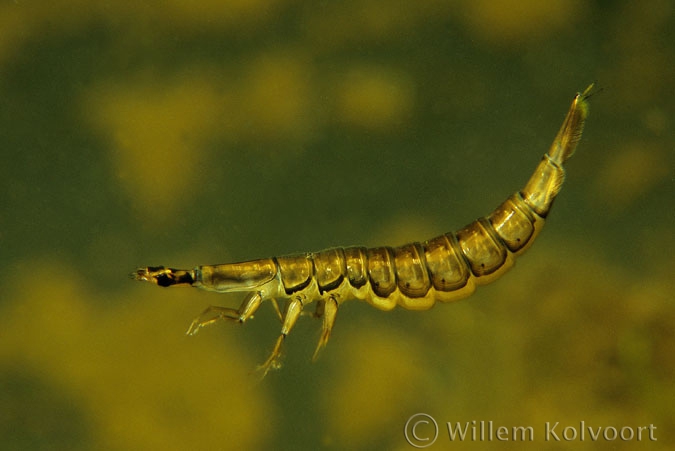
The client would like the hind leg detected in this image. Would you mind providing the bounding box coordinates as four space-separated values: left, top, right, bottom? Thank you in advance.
312 295 339 361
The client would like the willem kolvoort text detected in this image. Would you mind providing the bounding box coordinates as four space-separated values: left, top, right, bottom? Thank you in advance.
446 421 657 442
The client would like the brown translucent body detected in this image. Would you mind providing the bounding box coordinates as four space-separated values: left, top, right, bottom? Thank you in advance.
131 85 594 376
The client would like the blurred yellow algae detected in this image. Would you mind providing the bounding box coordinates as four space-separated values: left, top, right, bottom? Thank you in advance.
0 5 30 65
460 0 584 44
301 0 455 51
0 0 286 66
591 143 669 213
82 51 322 225
239 51 317 145
334 66 414 130
0 0 101 65
0 259 274 450
302 0 417 44
83 73 224 224
321 327 428 446
641 108 669 136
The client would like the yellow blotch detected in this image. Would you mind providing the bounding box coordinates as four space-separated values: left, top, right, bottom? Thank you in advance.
0 259 273 450
461 0 584 44
0 0 284 66
0 5 29 65
321 327 427 446
83 73 223 224
302 0 455 51
0 0 100 65
239 52 316 144
642 108 668 136
335 66 414 130
592 142 669 213
303 0 414 47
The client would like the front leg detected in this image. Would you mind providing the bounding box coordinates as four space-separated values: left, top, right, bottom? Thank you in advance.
186 291 262 335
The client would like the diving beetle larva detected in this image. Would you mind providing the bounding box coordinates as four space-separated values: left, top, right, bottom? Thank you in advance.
132 85 595 377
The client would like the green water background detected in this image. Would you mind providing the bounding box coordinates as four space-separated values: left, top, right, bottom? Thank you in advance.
1 1 672 450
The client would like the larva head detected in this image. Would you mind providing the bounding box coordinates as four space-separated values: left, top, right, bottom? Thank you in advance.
130 266 195 287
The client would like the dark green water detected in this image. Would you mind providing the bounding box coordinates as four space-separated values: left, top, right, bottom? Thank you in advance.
1 2 672 450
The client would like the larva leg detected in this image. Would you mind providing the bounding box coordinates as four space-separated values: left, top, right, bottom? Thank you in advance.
256 296 304 377
270 298 283 322
312 295 339 361
314 299 326 318
186 291 262 336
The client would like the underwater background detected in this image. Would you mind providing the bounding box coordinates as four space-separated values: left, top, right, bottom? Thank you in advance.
1 1 672 450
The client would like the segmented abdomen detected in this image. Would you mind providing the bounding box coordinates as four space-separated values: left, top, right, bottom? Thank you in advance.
274 189 546 311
